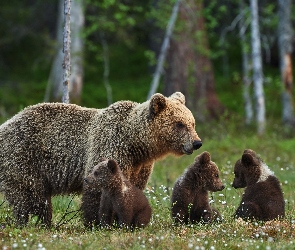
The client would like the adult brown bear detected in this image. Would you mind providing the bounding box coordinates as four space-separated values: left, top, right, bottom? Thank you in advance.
0 92 202 226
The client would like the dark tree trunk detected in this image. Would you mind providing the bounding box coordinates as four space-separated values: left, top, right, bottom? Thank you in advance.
163 0 224 121
278 0 294 125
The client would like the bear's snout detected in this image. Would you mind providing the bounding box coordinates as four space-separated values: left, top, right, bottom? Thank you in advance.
214 183 225 191
193 140 202 150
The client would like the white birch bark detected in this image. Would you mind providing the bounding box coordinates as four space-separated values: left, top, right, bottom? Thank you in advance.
239 0 253 125
45 0 84 103
62 0 71 104
278 0 294 125
147 0 181 100
250 0 265 134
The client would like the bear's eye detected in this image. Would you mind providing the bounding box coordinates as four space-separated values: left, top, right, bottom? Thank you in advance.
176 122 185 129
215 174 219 178
94 170 99 177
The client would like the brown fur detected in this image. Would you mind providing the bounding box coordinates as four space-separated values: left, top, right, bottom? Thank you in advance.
83 158 151 229
171 151 224 224
232 149 285 221
0 92 202 226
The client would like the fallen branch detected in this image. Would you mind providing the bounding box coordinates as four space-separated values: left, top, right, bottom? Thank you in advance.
54 195 80 229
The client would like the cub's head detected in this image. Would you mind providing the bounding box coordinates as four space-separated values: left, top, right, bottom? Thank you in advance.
148 92 202 156
194 151 225 192
232 149 274 188
84 158 120 189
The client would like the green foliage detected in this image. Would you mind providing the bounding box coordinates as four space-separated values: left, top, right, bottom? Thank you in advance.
146 0 174 30
84 0 147 46
82 43 151 108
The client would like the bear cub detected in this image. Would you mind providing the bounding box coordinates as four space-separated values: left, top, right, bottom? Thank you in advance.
171 151 225 224
84 158 152 229
232 149 285 221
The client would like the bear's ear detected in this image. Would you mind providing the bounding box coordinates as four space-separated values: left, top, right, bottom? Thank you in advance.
196 151 211 165
169 92 185 105
98 157 108 162
243 149 256 157
149 93 166 118
241 153 256 167
107 159 118 174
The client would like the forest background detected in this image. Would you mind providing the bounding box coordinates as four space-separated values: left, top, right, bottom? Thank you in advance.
1 0 294 134
2 0 295 249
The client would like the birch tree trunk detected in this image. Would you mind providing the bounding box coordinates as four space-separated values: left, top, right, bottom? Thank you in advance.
250 0 265 134
239 0 253 125
62 0 71 104
45 0 84 104
278 0 294 125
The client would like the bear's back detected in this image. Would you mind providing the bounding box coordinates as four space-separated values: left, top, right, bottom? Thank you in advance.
244 175 283 201
0 103 99 194
243 175 285 219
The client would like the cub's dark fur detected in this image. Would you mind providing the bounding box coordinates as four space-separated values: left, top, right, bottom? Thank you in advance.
232 149 285 221
84 158 152 229
171 151 224 224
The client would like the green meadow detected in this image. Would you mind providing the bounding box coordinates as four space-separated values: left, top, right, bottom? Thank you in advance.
1 117 295 250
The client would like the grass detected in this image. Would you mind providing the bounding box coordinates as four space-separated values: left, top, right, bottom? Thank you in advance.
1 119 295 249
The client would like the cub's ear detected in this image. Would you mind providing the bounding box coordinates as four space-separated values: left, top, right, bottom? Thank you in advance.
149 93 166 118
98 157 108 162
241 153 258 167
107 159 118 174
196 151 211 165
169 92 185 105
243 149 256 157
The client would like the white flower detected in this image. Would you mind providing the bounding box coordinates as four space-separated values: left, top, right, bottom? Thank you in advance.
268 237 274 242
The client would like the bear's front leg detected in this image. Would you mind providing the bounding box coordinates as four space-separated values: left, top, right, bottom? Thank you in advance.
133 205 152 228
201 207 222 223
5 178 52 227
132 164 153 190
35 194 53 227
99 192 115 228
115 210 133 229
81 185 102 227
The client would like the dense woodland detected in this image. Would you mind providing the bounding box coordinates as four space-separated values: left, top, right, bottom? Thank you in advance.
0 0 294 134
